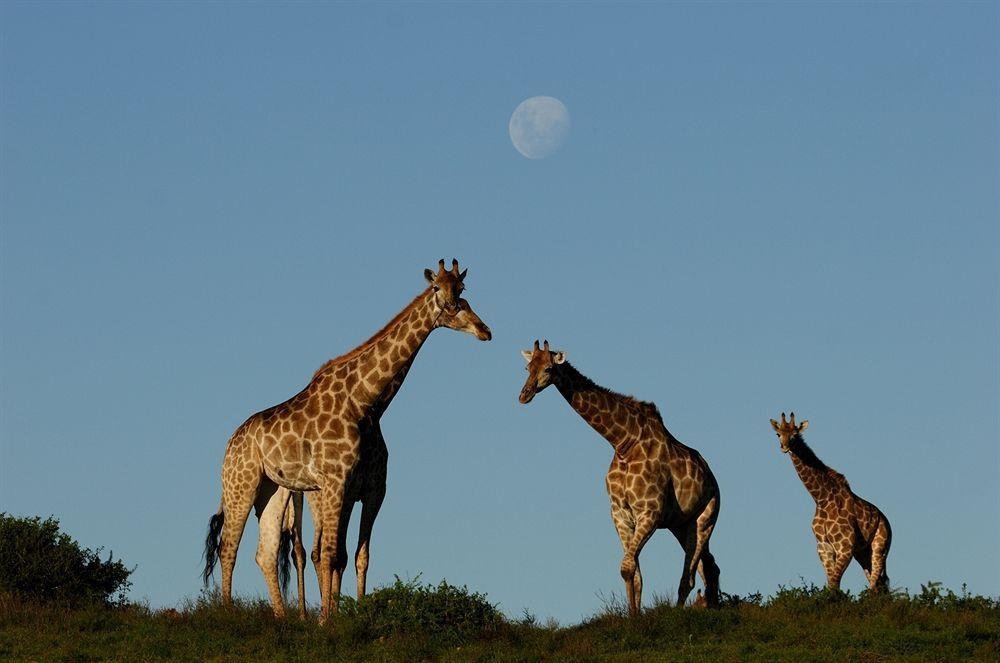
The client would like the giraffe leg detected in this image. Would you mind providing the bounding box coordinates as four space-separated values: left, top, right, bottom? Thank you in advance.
621 512 657 617
331 498 355 604
355 488 385 599
869 518 891 592
289 491 308 619
219 471 261 607
318 441 360 627
824 532 854 591
254 481 289 618
853 546 873 585
307 490 325 607
697 547 721 608
676 523 699 607
318 483 345 624
690 497 719 607
307 491 353 612
676 499 718 607
610 504 636 615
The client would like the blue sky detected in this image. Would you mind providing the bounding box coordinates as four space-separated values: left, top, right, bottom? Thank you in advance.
1 2 997 622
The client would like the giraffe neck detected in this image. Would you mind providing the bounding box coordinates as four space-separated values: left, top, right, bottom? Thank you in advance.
321 289 441 414
787 434 838 503
552 362 644 456
368 355 417 420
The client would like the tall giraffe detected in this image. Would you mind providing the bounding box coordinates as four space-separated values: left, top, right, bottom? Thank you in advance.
518 341 722 615
769 412 891 591
264 316 474 616
203 260 491 621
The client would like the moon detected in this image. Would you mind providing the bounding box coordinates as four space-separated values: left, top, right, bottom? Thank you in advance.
508 96 570 159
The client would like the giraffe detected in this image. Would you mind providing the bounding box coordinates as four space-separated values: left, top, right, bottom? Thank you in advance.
518 340 722 615
202 260 491 622
254 362 407 619
264 323 460 615
769 412 892 592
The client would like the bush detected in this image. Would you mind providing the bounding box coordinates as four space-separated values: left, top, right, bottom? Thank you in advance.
0 513 133 605
338 575 504 643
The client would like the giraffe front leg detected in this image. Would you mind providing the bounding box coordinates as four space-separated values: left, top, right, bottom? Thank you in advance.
318 484 346 625
331 499 355 604
318 434 360 625
306 490 325 606
610 504 636 615
822 530 853 591
621 512 657 617
355 488 385 599
306 491 354 613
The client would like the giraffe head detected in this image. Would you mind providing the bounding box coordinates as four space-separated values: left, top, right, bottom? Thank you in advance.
769 411 809 453
425 259 492 341
518 339 566 404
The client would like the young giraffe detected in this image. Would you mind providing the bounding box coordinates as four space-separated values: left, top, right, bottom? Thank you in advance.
203 260 491 622
518 341 722 615
769 412 892 591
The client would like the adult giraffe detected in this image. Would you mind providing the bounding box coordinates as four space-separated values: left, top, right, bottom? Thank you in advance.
518 341 722 615
203 260 491 622
265 312 479 617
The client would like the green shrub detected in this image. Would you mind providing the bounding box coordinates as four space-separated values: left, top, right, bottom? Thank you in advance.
0 513 133 605
338 575 504 643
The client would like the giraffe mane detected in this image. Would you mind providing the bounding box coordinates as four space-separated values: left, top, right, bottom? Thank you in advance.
312 288 432 379
560 362 663 421
789 433 850 488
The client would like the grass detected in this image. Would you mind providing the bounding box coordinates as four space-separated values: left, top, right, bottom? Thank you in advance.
1 579 997 662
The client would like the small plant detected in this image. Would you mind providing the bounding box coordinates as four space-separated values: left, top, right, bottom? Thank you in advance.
0 513 133 605
718 590 764 608
339 575 504 643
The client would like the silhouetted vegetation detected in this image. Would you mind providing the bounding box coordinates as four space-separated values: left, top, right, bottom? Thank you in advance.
1 577 997 661
0 513 133 605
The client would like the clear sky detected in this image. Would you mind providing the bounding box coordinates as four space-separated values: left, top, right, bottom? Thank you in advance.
1 2 997 623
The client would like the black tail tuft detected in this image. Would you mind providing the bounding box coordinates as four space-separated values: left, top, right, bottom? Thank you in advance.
202 510 225 586
278 528 292 598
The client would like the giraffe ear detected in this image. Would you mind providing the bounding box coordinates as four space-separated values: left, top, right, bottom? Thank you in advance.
769 419 780 431
424 268 435 284
521 350 533 363
551 351 567 364
798 420 809 432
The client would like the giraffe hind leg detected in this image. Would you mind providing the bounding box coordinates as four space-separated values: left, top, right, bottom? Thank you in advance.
869 519 891 591
853 547 873 585
682 497 719 607
697 547 721 608
254 481 290 618
218 472 262 607
288 492 308 619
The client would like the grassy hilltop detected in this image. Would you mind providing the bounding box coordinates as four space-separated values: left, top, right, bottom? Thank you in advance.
2 514 997 661
2 578 998 662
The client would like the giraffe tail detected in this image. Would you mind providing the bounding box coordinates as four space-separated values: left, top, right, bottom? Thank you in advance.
202 503 225 587
278 527 292 598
